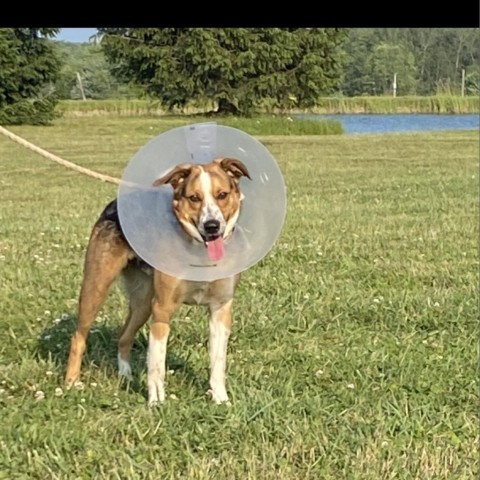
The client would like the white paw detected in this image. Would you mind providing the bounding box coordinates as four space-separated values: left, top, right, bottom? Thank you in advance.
148 378 165 407
208 385 230 405
117 355 132 380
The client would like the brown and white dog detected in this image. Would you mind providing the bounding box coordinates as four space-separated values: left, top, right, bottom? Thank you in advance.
65 157 251 405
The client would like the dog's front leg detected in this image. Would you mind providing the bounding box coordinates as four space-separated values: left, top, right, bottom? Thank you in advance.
147 273 180 406
147 316 170 406
208 299 232 404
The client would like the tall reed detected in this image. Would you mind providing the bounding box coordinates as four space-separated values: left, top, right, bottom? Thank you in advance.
58 95 479 117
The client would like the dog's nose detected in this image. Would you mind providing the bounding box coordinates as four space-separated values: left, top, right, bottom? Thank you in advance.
204 219 220 235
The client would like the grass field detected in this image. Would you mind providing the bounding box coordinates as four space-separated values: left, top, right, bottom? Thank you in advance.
55 107 344 136
0 116 478 479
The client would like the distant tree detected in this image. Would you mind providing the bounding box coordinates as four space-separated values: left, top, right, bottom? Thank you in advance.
98 28 346 115
464 64 479 94
341 32 416 96
341 28 480 96
0 28 61 125
368 43 417 95
53 41 138 99
424 28 480 94
340 29 378 96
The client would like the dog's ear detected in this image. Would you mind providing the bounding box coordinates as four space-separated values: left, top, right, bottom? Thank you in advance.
215 158 251 181
153 164 193 189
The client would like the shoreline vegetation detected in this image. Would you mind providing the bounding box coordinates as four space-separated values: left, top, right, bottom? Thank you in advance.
58 95 480 117
55 96 479 136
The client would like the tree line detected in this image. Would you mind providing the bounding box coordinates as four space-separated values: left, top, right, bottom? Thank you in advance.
342 28 479 96
0 28 478 124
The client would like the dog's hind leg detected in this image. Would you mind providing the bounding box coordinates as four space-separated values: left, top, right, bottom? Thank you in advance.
65 224 129 386
117 266 154 379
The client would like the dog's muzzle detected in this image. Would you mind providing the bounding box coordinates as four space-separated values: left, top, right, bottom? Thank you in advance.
204 219 221 237
201 219 225 261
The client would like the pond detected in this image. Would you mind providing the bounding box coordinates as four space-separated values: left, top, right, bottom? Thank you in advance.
295 114 480 134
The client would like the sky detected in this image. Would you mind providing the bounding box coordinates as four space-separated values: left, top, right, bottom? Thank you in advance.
55 28 98 43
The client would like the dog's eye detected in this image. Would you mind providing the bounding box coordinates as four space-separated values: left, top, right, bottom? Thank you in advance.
189 194 201 203
216 192 229 200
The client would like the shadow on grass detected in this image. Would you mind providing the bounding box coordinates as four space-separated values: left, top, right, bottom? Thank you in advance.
35 313 208 399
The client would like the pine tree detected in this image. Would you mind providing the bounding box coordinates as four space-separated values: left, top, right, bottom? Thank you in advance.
98 28 346 115
0 28 61 125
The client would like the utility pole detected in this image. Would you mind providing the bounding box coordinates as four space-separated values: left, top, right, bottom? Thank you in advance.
76 72 87 101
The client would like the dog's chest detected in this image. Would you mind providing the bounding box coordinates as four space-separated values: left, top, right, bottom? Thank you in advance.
183 281 214 305
181 277 235 306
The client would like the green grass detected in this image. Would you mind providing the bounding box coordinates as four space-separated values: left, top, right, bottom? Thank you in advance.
0 116 478 479
56 101 344 135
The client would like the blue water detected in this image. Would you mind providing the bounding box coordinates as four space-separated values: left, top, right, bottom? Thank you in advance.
295 113 479 134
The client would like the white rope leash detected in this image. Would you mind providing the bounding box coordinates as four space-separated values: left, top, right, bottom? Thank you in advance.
0 125 122 186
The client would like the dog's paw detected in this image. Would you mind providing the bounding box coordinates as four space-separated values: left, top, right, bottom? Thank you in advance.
65 369 80 388
148 378 165 407
65 377 76 389
117 354 132 380
208 387 230 405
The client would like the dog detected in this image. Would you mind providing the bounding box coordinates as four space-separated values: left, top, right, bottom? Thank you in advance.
65 157 251 405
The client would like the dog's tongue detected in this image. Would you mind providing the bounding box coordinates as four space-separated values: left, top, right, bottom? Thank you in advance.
207 237 225 261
